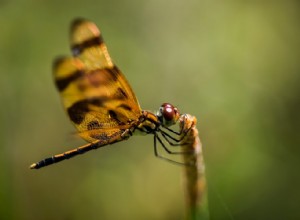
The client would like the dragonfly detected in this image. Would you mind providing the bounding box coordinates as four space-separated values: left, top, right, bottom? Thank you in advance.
30 18 194 169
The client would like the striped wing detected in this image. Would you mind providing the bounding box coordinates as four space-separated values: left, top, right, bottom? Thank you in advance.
53 18 141 142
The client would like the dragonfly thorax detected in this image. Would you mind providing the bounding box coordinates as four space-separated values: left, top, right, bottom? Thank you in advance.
136 111 160 134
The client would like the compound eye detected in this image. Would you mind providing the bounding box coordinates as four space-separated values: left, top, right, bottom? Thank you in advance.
161 103 176 121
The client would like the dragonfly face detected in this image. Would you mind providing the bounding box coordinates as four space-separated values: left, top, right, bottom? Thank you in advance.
157 103 180 127
136 103 180 134
30 19 189 169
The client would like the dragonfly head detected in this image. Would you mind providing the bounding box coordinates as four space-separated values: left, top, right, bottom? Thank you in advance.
157 103 180 127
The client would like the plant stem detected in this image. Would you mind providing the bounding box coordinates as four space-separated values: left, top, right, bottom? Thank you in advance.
180 114 209 220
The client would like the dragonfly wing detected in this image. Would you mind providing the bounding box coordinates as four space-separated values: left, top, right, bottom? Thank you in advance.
53 19 142 141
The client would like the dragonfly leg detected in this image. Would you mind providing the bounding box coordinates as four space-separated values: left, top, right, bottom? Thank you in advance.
160 132 189 147
153 134 190 166
158 122 193 146
155 133 193 155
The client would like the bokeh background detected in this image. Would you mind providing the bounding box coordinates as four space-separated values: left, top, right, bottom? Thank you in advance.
1 0 299 219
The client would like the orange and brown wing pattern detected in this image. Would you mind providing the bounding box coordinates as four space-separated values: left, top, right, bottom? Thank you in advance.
53 19 142 142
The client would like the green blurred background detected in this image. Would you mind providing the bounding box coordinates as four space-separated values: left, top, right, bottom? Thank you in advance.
1 0 299 219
